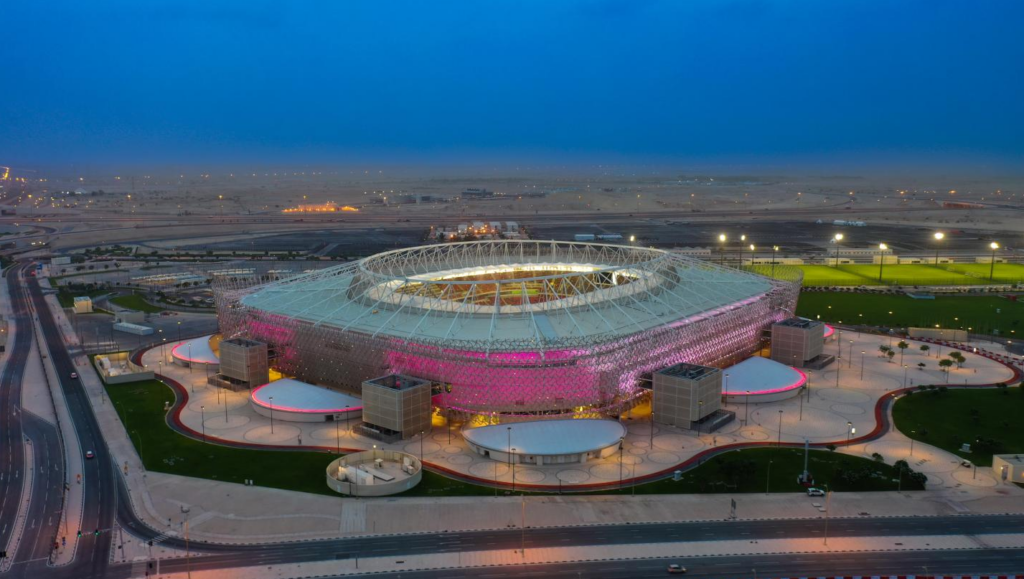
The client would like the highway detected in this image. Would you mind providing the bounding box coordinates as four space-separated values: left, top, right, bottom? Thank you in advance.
6 266 118 578
303 548 1024 578
103 514 1024 576
0 265 66 577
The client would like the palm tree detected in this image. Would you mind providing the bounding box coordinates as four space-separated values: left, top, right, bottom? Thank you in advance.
897 341 909 365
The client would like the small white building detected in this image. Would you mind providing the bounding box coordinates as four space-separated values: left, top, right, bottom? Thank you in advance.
993 455 1024 485
73 296 93 314
464 419 625 465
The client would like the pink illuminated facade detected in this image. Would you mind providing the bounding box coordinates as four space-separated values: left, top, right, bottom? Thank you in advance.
214 241 803 419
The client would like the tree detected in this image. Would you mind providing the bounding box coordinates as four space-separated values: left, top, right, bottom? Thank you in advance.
897 341 909 365
871 452 885 463
917 362 926 371
920 344 930 357
949 351 966 369
826 443 837 452
938 359 953 374
893 459 911 475
886 350 896 363
879 345 891 357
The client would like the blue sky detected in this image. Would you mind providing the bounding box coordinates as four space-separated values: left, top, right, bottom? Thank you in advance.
3 1 1023 171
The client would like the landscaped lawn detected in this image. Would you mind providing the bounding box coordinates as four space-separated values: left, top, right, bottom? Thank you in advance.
893 386 1024 466
596 446 924 494
795 292 1024 336
57 288 109 308
110 293 165 313
103 378 925 497
105 379 337 496
791 263 1024 287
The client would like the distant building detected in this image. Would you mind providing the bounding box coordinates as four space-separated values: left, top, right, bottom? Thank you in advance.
73 296 93 314
461 188 494 199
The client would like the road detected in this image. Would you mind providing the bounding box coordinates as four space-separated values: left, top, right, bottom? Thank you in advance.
101 514 1024 576
5 266 118 578
309 548 1024 578
0 264 66 577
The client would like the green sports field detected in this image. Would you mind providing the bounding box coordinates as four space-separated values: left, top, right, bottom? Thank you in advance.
791 263 1024 287
795 292 1024 336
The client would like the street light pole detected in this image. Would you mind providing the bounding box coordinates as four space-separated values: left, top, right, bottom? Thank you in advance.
771 245 779 278
860 350 865 380
766 460 772 495
989 241 1000 280
832 233 844 267
744 389 749 426
269 396 274 434
777 410 783 447
878 243 888 281
200 405 206 443
934 231 944 265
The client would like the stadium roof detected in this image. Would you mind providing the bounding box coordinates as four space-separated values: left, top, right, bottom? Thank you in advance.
238 240 776 351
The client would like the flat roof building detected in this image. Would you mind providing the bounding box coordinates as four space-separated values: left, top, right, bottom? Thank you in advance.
653 362 732 432
359 374 432 441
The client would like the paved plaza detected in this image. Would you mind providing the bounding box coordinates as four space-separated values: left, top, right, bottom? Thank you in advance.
141 329 1017 492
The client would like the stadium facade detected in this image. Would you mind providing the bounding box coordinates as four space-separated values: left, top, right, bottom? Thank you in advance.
214 240 802 419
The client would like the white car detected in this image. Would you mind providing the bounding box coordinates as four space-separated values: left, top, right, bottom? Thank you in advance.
70 372 78 379
667 564 687 574
807 487 826 497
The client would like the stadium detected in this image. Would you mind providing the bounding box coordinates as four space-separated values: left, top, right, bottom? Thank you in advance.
214 240 803 419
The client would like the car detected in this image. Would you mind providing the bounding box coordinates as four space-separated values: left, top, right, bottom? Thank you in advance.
84 450 94 459
666 564 687 574
70 372 78 379
961 459 972 468
807 487 826 497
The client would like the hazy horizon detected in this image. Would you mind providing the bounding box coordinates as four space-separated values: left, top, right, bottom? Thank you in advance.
4 1 1023 174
